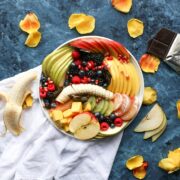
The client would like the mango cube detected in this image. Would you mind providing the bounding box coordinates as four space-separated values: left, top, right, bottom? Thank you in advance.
52 110 63 121
71 102 82 113
63 109 74 118
83 102 91 112
60 118 72 125
63 124 70 132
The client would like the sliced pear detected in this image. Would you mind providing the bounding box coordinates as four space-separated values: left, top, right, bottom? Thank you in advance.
88 96 96 110
144 112 167 139
104 101 114 116
93 100 105 113
152 115 167 142
134 104 164 132
101 100 109 115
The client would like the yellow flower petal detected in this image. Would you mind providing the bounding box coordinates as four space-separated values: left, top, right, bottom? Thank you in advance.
177 100 180 119
159 158 178 172
126 155 144 170
25 31 41 48
112 0 132 13
68 13 86 29
19 12 40 34
127 18 144 38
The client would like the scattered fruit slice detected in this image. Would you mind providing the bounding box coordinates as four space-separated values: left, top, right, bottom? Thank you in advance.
126 155 144 170
68 13 86 29
177 100 180 119
139 54 160 73
25 31 41 47
133 165 147 179
143 112 167 140
69 113 91 133
111 0 132 13
143 87 157 105
134 104 164 132
127 18 144 38
19 12 40 33
76 15 95 34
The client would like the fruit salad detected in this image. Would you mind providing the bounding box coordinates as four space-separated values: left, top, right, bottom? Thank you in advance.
40 37 142 140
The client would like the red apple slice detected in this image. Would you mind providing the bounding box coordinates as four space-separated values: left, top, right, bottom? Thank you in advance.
113 93 123 111
115 94 131 117
121 97 139 121
69 113 91 133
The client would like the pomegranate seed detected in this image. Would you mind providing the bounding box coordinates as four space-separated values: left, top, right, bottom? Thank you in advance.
75 60 82 66
85 67 89 71
78 64 82 69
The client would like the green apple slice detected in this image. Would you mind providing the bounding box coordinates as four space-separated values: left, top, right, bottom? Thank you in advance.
143 112 166 139
101 100 109 115
93 100 105 113
152 114 167 142
88 96 96 110
49 52 72 80
104 101 114 116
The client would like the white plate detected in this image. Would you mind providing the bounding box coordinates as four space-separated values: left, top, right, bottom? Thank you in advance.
39 36 144 140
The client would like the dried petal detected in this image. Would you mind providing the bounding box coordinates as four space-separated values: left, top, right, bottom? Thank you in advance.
68 13 86 29
139 54 160 73
76 15 95 34
133 165 147 180
168 150 180 168
177 100 180 119
25 31 41 47
19 12 40 33
126 155 144 170
127 18 144 38
159 158 178 172
143 87 157 105
112 0 132 13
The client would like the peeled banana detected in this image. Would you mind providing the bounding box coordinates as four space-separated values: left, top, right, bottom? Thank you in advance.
0 71 37 136
56 84 114 103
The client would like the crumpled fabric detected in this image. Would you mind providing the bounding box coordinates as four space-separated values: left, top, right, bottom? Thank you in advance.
0 66 123 180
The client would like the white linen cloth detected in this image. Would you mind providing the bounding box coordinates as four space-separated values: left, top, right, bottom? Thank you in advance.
0 66 123 180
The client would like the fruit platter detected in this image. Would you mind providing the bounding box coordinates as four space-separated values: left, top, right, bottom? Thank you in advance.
39 36 144 140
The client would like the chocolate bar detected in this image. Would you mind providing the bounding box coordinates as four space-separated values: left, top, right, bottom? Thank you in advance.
147 28 180 73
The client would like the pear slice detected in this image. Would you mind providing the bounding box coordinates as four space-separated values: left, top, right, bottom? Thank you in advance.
144 112 167 139
152 115 167 142
134 104 164 132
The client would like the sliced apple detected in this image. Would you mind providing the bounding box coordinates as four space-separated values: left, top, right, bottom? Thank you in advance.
113 93 123 111
134 104 164 132
143 112 166 139
112 0 132 13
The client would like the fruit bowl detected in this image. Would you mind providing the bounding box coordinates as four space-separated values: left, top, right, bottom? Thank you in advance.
39 36 144 140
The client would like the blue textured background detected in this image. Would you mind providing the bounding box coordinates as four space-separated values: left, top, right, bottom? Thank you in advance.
0 0 180 179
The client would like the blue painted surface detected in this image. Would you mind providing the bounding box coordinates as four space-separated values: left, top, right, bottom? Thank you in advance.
0 0 180 179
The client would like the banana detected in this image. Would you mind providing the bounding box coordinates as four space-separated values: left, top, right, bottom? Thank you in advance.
56 84 114 103
0 71 37 136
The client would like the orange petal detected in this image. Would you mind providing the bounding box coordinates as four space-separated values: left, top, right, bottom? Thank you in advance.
19 12 40 33
139 54 160 73
76 15 95 34
25 31 41 47
133 165 147 179
112 0 132 13
68 13 86 29
127 18 144 38
177 100 180 119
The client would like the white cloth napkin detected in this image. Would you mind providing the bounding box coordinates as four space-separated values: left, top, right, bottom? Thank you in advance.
0 66 123 180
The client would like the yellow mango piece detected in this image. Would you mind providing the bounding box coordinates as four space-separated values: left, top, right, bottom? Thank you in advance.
133 166 147 180
83 102 91 112
76 15 95 34
23 94 33 109
60 118 71 125
71 102 82 113
52 110 63 121
68 13 86 29
126 155 144 170
177 100 180 119
159 158 177 172
19 12 40 33
25 31 41 47
63 109 74 118
63 124 70 132
143 87 157 105
127 18 144 38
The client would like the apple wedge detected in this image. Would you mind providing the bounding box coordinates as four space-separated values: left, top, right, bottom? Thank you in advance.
69 113 100 140
143 112 167 139
134 104 164 132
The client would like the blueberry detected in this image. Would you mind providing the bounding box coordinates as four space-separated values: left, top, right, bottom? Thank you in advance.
97 70 102 76
40 76 47 84
43 99 51 109
79 70 85 77
109 113 116 120
99 114 104 121
82 61 87 66
94 112 100 118
64 80 69 86
90 79 95 84
46 92 54 99
103 83 108 87
81 96 88 102
51 102 57 108
110 123 115 128
71 62 76 67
